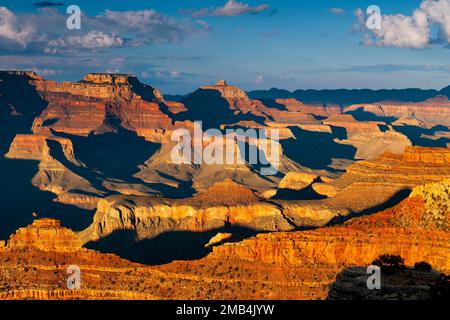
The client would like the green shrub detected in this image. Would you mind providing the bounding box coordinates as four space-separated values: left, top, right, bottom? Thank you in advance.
371 254 405 274
414 261 432 272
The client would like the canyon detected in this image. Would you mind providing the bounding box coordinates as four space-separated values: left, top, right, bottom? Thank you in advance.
0 178 448 299
0 70 449 299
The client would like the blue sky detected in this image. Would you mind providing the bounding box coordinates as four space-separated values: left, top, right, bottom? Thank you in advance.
1 0 450 94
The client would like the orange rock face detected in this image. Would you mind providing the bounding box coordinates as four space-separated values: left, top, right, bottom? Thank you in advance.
182 179 449 298
1 70 450 300
315 147 450 214
7 219 83 252
403 146 450 164
5 134 49 160
27 73 180 142
0 177 448 300
279 171 317 190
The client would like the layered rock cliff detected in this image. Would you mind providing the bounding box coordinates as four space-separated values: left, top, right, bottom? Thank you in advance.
30 73 180 142
7 219 83 252
209 178 450 270
313 146 450 214
1 176 449 300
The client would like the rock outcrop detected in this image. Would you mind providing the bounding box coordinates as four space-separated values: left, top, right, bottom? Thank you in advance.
279 172 317 191
171 178 449 299
1 175 449 300
403 146 450 164
344 96 450 127
328 266 449 300
201 80 248 100
80 176 356 252
7 219 83 252
314 147 450 214
80 180 296 245
25 73 182 142
5 133 99 205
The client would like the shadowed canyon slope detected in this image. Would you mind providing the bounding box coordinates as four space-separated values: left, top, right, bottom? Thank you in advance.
0 178 448 299
0 70 449 299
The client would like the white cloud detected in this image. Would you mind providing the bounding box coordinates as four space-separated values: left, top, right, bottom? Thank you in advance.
155 69 181 79
373 10 430 49
420 0 450 42
48 31 124 52
101 9 174 30
354 0 450 49
0 7 208 54
186 0 270 18
0 7 36 51
96 9 208 46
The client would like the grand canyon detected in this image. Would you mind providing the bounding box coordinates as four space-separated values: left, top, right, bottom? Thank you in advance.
0 70 448 300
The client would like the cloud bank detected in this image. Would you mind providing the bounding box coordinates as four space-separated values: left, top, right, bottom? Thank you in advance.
0 6 209 53
355 0 450 49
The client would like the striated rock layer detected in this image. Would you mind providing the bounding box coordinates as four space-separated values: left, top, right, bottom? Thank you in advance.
79 180 296 245
0 177 449 300
190 179 450 299
0 218 328 300
7 219 83 252
313 146 450 214
30 73 181 142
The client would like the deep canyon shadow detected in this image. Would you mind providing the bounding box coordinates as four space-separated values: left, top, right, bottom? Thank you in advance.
0 73 90 238
176 89 266 129
345 107 397 123
54 128 160 179
394 125 450 147
85 225 258 265
281 127 356 170
327 188 412 226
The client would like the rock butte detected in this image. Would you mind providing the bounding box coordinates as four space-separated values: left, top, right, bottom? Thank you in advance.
7 219 83 252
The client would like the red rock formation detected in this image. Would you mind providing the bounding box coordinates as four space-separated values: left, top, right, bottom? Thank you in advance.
25 73 183 142
210 178 449 269
316 147 450 213
0 176 448 300
5 133 99 204
7 219 83 252
5 134 49 160
403 146 450 164
190 179 261 206
323 114 383 137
